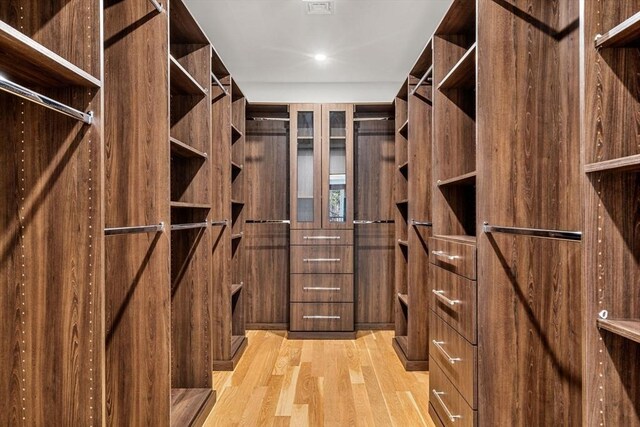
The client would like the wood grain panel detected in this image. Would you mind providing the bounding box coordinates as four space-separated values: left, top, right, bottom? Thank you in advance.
430 266 477 345
291 274 354 303
290 246 354 274
290 303 354 332
429 237 477 280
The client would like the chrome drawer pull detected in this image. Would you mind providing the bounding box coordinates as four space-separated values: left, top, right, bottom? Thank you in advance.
432 390 462 422
303 258 341 262
432 290 460 306
303 287 341 291
303 236 341 240
303 315 341 319
432 340 461 364
431 250 460 261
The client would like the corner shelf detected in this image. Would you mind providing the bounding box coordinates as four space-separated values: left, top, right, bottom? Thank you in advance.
231 199 245 206
397 239 409 248
170 136 208 159
230 283 243 297
398 293 409 307
170 201 211 210
231 160 243 174
398 119 409 138
595 12 640 48
231 124 243 142
231 232 243 241
169 55 207 96
396 199 409 206
438 43 477 91
597 318 640 345
437 170 477 187
398 161 409 175
584 154 640 174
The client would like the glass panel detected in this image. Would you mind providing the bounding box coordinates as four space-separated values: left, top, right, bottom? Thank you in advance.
297 111 314 222
328 111 347 223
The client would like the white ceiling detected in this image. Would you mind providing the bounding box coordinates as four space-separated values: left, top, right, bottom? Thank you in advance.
185 0 452 103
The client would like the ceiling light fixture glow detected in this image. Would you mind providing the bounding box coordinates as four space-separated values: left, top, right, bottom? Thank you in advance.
314 53 327 62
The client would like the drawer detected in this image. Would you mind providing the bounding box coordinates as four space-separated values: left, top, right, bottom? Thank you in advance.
290 274 353 303
430 266 477 344
290 229 354 246
429 312 477 409
290 246 353 274
429 237 476 280
290 303 354 331
430 360 477 427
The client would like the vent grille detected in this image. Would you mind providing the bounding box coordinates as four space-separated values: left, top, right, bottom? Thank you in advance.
305 1 334 15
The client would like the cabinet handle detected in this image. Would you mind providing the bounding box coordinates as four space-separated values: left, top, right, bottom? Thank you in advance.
431 390 462 422
432 340 461 364
303 315 341 319
431 250 460 261
432 290 460 306
303 236 341 240
303 258 341 262
303 287 341 291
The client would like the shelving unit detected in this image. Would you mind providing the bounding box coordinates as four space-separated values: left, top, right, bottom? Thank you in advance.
0 2 103 425
583 3 640 425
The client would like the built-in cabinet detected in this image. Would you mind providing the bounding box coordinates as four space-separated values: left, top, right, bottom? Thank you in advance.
289 104 356 338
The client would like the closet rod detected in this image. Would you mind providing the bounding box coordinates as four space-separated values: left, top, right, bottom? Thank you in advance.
171 221 209 231
246 219 291 224
211 220 228 226
483 223 582 242
148 0 164 13
211 72 229 96
354 220 394 224
0 76 93 124
105 223 164 236
410 65 433 96
353 117 393 122
411 220 433 227
247 117 290 122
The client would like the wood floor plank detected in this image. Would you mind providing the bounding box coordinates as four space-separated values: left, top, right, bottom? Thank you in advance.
205 330 434 426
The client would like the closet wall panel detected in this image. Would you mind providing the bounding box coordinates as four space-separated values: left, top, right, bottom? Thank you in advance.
476 0 582 425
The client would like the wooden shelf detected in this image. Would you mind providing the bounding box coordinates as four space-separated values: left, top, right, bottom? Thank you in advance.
231 160 243 174
396 199 409 206
230 283 243 297
585 154 640 174
434 234 477 244
0 21 100 88
595 12 640 49
398 161 409 175
231 124 243 141
397 239 409 248
439 43 476 90
398 293 409 307
297 136 314 140
437 170 477 187
231 232 243 240
170 0 210 44
597 319 640 345
398 119 409 138
231 199 245 206
170 388 215 427
170 136 207 159
394 336 409 357
231 335 246 357
435 0 476 35
170 55 207 96
170 201 211 209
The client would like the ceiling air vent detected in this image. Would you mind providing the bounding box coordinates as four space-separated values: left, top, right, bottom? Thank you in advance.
304 1 334 15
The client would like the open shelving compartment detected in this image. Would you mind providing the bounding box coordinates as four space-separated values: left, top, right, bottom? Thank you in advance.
0 1 103 425
583 4 640 425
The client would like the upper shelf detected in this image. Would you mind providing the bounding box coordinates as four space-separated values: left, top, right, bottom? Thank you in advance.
597 318 640 345
439 44 476 91
170 0 210 45
170 136 208 159
170 56 207 96
398 119 409 138
595 12 640 48
232 124 243 141
435 0 476 36
585 154 640 174
437 170 477 187
0 21 100 88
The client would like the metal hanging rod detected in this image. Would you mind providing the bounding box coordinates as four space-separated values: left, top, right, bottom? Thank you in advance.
148 0 164 13
353 117 393 122
247 117 290 122
411 220 433 227
105 223 164 236
0 76 93 124
211 220 228 226
354 220 394 224
483 223 582 242
211 72 229 96
246 219 291 224
171 221 209 231
410 65 433 96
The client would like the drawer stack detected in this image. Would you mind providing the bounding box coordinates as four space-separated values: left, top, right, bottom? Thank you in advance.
428 236 478 426
289 230 355 338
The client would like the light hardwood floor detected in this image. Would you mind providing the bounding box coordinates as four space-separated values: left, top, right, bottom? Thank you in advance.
204 330 436 427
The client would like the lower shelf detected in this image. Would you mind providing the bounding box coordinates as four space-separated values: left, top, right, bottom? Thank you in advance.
392 336 429 371
597 318 640 345
170 388 216 427
213 335 248 371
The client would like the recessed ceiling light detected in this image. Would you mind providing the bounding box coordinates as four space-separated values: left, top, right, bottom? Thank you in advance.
314 53 327 62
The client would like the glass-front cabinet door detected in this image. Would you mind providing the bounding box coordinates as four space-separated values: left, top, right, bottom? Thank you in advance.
322 104 353 228
290 104 322 229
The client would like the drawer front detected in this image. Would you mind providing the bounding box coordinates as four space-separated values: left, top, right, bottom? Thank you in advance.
291 274 353 303
290 246 353 274
430 266 477 344
290 303 354 331
290 229 354 246
429 237 476 280
430 360 477 427
429 312 477 409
